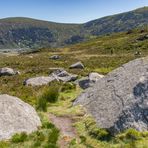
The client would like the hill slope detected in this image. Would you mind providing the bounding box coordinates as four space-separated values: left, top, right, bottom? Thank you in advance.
0 7 147 50
83 7 148 35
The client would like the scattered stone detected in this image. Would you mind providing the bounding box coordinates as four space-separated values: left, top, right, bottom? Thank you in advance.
126 29 133 34
0 94 41 140
137 34 148 41
75 77 90 89
24 76 55 86
24 69 78 86
0 67 20 76
51 69 78 82
75 72 104 89
134 51 141 56
69 61 84 69
49 67 64 71
89 72 104 83
50 55 61 60
74 57 148 134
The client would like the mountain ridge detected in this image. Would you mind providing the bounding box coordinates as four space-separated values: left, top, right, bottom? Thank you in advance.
0 6 147 49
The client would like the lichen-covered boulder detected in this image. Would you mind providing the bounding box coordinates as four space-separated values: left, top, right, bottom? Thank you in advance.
0 94 41 140
74 58 148 134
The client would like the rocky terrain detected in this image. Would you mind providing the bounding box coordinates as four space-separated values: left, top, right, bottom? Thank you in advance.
0 27 148 147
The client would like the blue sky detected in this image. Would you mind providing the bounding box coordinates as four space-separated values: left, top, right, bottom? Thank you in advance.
0 0 148 23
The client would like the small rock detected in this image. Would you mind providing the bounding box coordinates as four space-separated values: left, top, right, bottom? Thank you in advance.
50 55 61 60
69 61 84 69
0 67 20 76
137 34 148 41
51 69 78 82
89 72 104 82
75 77 90 89
49 67 64 71
24 76 55 86
75 72 104 89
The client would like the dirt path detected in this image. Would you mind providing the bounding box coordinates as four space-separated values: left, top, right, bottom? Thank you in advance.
49 114 78 148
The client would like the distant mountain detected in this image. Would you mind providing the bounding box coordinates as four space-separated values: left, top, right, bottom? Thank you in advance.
83 7 148 36
0 17 81 49
0 7 147 49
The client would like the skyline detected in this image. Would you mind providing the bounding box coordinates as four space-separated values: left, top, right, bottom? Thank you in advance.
0 0 148 23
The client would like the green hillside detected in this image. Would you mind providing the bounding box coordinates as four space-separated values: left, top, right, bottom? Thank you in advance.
0 7 147 49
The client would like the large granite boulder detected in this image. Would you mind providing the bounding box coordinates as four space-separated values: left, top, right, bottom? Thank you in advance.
74 58 148 134
0 67 20 76
0 94 41 140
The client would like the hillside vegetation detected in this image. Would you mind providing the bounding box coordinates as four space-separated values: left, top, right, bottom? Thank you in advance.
0 7 147 49
0 28 148 147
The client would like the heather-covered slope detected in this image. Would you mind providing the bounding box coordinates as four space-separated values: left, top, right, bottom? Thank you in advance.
0 7 147 49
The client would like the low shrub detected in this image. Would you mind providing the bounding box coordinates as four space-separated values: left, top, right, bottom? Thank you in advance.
61 83 76 92
41 86 60 103
48 128 60 144
125 128 142 141
0 141 9 148
43 143 58 148
42 122 56 129
11 132 28 143
69 138 77 146
33 140 42 147
80 135 86 143
89 127 110 141
36 96 47 112
34 131 45 141
85 117 110 141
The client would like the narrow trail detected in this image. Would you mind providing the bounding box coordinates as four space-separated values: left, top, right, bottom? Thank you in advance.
49 113 78 148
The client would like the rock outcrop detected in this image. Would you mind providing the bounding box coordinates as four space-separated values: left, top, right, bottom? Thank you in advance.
0 94 41 140
0 67 20 76
74 58 148 134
